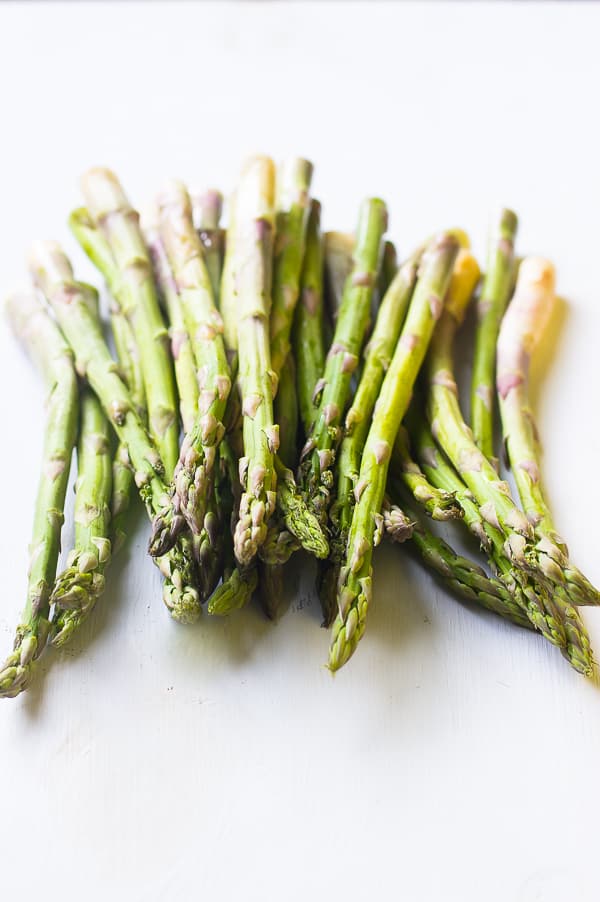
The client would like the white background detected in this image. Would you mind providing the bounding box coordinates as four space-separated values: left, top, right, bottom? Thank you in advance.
1 3 599 900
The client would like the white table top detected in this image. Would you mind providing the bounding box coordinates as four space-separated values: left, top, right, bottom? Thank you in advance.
1 3 599 900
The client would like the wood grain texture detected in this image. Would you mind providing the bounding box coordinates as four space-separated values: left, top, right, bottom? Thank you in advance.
0 3 599 900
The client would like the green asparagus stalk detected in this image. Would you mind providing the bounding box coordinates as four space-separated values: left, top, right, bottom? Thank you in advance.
192 189 225 306
377 240 398 299
270 158 313 379
69 207 147 421
300 199 388 522
292 200 325 437
149 180 231 553
390 425 463 521
422 256 593 673
386 495 533 630
80 167 179 477
328 233 460 671
143 220 199 433
471 208 518 461
50 383 113 641
323 230 354 329
0 291 79 697
497 256 600 605
28 241 201 625
320 247 420 626
408 410 592 674
259 354 301 621
225 156 279 564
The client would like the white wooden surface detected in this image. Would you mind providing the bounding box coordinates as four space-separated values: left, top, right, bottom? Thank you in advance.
1 3 599 900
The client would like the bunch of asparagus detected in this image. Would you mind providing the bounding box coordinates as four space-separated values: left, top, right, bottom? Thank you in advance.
1 156 598 699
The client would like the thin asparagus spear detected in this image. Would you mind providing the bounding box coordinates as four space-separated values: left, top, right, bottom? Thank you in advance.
259 352 300 621
269 158 314 379
390 425 463 521
323 230 354 329
226 156 279 564
0 291 79 697
422 256 593 674
69 207 146 557
385 494 533 630
497 256 600 605
328 233 460 671
80 167 179 477
69 207 147 421
50 383 112 637
149 180 231 553
320 247 420 626
143 220 199 433
29 242 201 624
377 240 398 299
292 200 325 437
471 208 518 460
192 189 225 306
299 199 388 523
407 409 591 673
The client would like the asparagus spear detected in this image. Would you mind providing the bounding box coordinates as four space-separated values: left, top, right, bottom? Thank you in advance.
381 499 415 543
0 291 79 697
299 199 388 523
421 257 593 673
259 352 300 621
377 240 399 299
269 158 313 379
192 189 225 306
385 495 533 630
69 207 147 422
28 241 201 624
80 167 179 477
292 200 325 437
497 256 600 605
323 230 354 329
390 425 463 521
143 220 199 433
149 180 231 553
225 156 279 564
50 383 113 637
320 247 420 625
328 233 460 671
471 208 518 461
408 409 592 674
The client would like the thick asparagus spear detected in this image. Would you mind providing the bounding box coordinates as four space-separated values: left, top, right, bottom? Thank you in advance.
390 425 463 521
80 167 179 477
270 158 313 379
29 241 201 624
149 180 231 553
299 199 388 522
226 156 279 564
422 257 593 673
320 247 420 625
192 189 225 306
143 220 199 433
497 256 600 605
292 200 325 437
328 233 460 671
0 291 79 697
471 209 518 460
